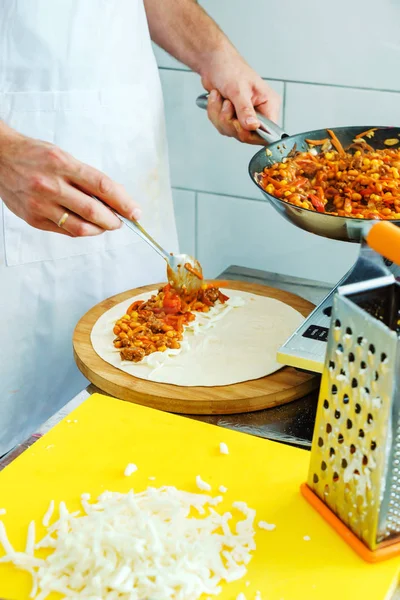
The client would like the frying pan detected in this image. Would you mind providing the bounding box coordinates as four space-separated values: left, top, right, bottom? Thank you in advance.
196 93 400 243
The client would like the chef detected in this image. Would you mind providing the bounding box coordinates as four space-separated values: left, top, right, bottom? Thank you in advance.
0 0 280 456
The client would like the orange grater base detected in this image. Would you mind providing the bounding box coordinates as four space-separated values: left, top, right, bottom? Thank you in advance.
301 483 400 563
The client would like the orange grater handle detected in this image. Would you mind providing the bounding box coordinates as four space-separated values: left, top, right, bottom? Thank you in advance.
366 221 400 266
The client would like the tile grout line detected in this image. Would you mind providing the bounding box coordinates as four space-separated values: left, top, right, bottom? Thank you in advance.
158 66 400 96
173 185 267 205
282 81 287 132
194 191 199 257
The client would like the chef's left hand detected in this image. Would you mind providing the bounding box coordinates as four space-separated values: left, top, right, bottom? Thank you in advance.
201 56 281 145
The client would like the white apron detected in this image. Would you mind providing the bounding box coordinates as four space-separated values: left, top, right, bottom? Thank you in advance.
0 0 178 455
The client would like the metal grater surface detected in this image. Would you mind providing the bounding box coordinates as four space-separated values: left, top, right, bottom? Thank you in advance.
307 276 400 551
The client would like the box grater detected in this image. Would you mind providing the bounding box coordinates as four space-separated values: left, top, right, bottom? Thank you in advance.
302 222 400 562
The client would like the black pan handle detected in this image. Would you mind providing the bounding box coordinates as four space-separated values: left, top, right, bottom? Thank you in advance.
196 93 289 144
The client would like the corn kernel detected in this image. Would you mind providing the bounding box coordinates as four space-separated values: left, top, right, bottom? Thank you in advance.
354 150 362 157
392 167 399 179
352 193 362 201
290 186 296 193
382 208 392 216
157 345 167 352
301 201 309 209
371 173 380 180
266 184 274 194
284 190 291 197
325 152 334 160
280 179 288 186
363 158 370 166
371 159 379 167
279 163 287 169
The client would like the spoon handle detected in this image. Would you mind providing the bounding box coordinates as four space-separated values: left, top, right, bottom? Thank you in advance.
93 196 170 262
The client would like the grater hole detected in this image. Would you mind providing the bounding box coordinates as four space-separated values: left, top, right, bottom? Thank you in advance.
337 343 344 353
324 484 330 496
334 410 341 419
323 399 329 409
313 473 319 484
357 336 365 346
355 403 361 414
367 413 373 424
343 394 349 405
364 386 370 395
381 352 387 363
326 423 332 434
360 361 367 370
347 419 353 430
330 447 335 457
351 378 358 388
341 459 348 469
335 319 341 328
338 434 344 444
333 472 339 482
318 437 324 447
375 371 379 381
321 461 327 471
359 429 365 438
350 444 356 454
331 384 338 395
354 469 360 476
371 441 377 451
363 456 368 466
348 352 355 363
340 368 346 376
369 344 376 355
329 360 335 370
346 327 353 336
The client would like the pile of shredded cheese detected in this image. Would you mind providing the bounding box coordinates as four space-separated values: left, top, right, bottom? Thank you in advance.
0 486 257 599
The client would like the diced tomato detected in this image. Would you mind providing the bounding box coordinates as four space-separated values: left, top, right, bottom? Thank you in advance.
163 284 182 314
309 193 325 213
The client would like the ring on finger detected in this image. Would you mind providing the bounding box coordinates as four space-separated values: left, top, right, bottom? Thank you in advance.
57 212 69 228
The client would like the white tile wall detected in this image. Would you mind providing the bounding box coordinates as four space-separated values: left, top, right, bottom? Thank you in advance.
172 188 196 255
155 0 400 284
156 0 400 92
196 193 358 283
160 69 284 200
285 83 400 134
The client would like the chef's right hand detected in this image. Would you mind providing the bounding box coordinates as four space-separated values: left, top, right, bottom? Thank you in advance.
0 124 142 237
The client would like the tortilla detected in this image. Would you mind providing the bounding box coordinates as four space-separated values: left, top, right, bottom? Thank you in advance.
90 289 304 387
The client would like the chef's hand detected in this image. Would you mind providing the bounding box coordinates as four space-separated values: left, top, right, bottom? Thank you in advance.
0 124 141 237
201 54 281 145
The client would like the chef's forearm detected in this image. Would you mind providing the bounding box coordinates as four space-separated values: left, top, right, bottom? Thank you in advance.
144 0 239 77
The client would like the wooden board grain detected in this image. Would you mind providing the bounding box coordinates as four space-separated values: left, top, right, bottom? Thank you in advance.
73 281 319 414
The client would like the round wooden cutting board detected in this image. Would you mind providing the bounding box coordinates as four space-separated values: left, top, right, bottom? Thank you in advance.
73 281 319 415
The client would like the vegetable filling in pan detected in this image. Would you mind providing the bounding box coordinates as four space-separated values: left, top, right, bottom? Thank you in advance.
257 129 400 220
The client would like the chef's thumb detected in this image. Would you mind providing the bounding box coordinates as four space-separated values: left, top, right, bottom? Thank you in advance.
231 92 260 131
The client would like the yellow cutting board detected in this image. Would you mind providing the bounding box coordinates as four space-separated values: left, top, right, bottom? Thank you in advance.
0 393 399 599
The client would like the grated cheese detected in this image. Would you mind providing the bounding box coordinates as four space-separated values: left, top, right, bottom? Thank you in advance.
0 509 6 516
303 535 311 541
237 593 247 600
0 486 257 599
258 520 276 531
124 463 138 477
196 474 212 491
219 485 228 493
219 442 229 455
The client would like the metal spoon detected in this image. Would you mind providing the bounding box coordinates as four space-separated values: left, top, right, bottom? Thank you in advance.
97 199 203 293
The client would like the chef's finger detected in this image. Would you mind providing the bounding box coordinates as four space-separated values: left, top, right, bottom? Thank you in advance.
229 90 260 132
207 89 226 134
44 202 106 236
70 161 142 221
232 120 266 145
25 215 76 237
256 97 280 127
60 181 122 231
